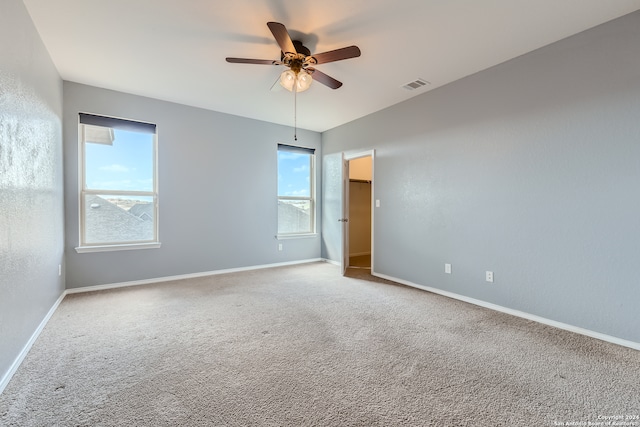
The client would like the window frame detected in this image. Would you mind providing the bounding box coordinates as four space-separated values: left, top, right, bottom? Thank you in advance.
76 113 160 253
277 143 316 238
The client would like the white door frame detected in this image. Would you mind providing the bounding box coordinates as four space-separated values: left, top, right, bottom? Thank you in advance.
341 149 375 275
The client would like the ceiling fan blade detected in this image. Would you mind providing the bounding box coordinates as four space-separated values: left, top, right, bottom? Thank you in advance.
267 22 296 54
307 68 342 89
310 46 361 65
226 57 278 65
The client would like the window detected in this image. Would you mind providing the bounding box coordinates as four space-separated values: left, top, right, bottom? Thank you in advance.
277 144 315 235
77 113 159 251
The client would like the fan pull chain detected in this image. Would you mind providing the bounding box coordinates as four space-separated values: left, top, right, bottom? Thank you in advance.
294 85 298 141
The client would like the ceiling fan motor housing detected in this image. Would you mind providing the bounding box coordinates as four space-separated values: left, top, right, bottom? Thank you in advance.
281 41 314 73
292 40 311 57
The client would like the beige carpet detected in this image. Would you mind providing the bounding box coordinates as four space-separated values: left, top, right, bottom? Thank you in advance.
1 262 638 426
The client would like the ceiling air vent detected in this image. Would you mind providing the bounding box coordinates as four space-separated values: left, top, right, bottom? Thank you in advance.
402 78 430 91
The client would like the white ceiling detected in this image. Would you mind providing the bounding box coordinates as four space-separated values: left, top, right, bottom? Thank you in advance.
23 0 640 132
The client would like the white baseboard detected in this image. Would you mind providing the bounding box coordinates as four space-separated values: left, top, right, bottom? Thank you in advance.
372 272 640 351
0 291 66 395
322 258 341 266
65 258 324 294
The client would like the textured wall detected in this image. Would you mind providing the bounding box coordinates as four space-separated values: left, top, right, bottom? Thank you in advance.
322 11 640 343
0 0 64 387
63 82 322 289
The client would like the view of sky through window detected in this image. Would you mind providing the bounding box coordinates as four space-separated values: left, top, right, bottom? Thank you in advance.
85 129 154 193
277 151 310 197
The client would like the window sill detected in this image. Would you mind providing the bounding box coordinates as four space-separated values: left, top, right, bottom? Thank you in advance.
276 233 318 240
75 242 161 253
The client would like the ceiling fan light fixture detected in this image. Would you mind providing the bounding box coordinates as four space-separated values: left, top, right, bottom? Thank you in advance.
280 69 312 92
279 69 296 91
227 22 360 91
297 70 312 92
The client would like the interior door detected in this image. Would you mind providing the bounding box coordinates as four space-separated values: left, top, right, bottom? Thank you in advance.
341 153 349 275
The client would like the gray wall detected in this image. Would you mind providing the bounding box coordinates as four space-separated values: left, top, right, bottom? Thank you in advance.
64 82 321 289
0 0 64 387
322 11 640 343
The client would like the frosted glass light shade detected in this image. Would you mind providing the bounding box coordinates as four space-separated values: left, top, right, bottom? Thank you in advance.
280 69 296 91
280 69 312 92
296 70 312 92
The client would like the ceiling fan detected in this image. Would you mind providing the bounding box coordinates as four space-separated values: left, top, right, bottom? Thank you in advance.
226 22 361 91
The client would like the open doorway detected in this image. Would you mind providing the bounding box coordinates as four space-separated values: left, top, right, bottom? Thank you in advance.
348 156 372 269
341 151 374 275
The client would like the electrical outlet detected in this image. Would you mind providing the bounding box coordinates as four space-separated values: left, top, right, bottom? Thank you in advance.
278 243 283 251
445 263 452 274
485 271 494 283
58 264 62 276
